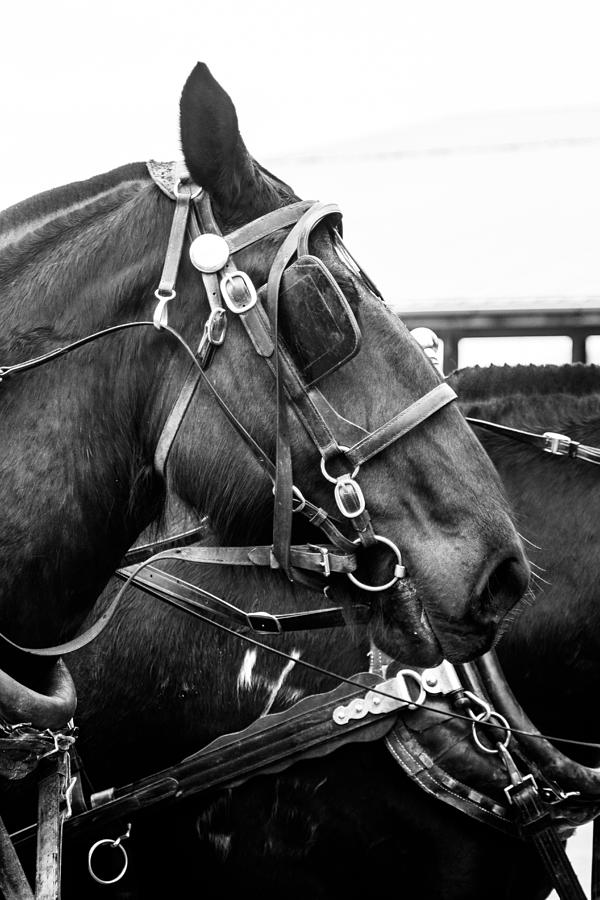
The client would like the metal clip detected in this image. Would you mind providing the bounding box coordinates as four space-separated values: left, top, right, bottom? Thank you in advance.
197 308 228 368
332 670 425 725
153 288 176 329
421 661 463 694
543 432 576 457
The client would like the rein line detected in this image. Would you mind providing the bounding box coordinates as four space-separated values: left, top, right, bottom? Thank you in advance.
467 417 600 464
113 555 600 755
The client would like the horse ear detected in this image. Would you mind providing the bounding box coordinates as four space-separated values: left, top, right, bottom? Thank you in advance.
180 63 256 217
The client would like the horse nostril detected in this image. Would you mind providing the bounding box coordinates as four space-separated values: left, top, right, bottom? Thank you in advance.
474 554 531 621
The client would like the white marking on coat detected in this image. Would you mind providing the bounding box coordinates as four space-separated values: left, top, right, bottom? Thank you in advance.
207 832 232 859
260 650 301 716
237 649 257 692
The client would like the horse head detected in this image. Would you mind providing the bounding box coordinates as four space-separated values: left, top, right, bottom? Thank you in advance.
0 63 531 732
154 63 530 664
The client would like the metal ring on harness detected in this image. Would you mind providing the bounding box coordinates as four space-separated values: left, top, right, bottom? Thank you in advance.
87 837 129 885
347 534 406 592
471 711 512 754
320 446 360 484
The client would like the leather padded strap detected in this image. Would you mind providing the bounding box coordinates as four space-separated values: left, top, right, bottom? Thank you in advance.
345 382 457 467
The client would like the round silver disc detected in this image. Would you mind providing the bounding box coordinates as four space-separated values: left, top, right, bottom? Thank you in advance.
189 233 230 273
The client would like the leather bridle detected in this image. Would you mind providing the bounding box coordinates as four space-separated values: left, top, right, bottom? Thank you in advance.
0 163 457 660
149 166 457 590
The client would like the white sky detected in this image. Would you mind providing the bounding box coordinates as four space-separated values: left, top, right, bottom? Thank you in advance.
2 0 600 205
2 0 600 368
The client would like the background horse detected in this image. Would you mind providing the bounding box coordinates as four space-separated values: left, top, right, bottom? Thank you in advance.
18 361 591 899
0 62 529 728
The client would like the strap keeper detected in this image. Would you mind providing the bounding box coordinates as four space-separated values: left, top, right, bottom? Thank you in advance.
247 611 283 634
308 507 329 527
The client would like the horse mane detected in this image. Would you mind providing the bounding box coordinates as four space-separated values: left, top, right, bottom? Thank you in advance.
0 155 305 546
452 363 600 439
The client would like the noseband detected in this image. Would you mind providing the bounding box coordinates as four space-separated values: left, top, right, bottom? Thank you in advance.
149 161 457 590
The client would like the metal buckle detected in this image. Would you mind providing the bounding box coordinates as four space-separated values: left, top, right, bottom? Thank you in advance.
333 476 366 519
504 772 538 805
220 271 257 314
543 432 574 456
247 611 283 634
205 307 228 346
307 544 331 577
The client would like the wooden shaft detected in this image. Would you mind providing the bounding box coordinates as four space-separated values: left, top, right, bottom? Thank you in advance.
35 753 69 900
0 814 34 900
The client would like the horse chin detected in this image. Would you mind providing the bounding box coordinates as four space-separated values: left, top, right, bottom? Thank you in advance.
367 579 444 668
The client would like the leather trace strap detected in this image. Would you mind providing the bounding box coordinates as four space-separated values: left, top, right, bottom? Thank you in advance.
468 417 600 465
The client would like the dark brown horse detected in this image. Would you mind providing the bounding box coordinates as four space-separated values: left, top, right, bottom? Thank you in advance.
34 362 597 899
0 63 529 728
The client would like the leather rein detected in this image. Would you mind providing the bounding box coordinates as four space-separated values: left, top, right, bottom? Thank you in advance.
466 417 600 465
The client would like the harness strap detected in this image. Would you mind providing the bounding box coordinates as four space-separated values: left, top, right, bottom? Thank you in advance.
115 563 370 634
225 200 314 253
468 417 600 465
123 543 357 574
345 382 457 467
38 675 398 844
153 183 197 328
122 525 207 565
504 772 587 900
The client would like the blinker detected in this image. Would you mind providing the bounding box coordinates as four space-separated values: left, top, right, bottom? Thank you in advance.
273 255 362 386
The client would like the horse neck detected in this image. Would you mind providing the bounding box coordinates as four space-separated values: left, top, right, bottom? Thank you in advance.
0 166 178 644
456 366 600 752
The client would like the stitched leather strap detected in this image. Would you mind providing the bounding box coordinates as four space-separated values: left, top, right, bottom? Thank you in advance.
345 382 457 467
133 542 356 573
506 776 587 900
225 201 314 253
115 563 369 634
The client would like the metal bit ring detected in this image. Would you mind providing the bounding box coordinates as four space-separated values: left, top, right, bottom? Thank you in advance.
347 534 406 592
